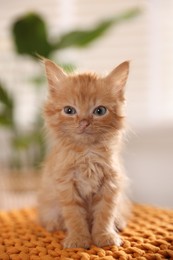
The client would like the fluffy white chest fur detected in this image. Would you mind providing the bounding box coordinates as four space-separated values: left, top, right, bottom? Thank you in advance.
74 153 105 198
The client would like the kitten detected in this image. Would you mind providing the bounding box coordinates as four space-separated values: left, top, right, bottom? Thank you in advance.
38 59 130 249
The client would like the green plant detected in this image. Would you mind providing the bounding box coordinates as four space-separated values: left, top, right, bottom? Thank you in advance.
0 8 140 170
12 8 140 59
0 82 45 169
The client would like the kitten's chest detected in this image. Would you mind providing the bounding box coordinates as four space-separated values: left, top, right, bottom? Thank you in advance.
74 152 105 198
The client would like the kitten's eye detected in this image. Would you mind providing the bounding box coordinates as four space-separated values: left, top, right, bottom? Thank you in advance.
93 106 107 116
64 106 76 115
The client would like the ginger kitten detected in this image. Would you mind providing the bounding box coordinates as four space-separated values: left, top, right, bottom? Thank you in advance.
38 59 130 248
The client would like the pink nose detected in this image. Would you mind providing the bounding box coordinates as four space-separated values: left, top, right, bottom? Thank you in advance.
79 119 90 130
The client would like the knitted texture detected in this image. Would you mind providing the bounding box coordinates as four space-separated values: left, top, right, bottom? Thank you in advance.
0 204 172 260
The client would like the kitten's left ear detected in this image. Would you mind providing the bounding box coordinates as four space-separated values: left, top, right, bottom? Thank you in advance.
105 61 130 95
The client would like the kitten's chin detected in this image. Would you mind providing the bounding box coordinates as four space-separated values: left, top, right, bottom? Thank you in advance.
74 131 97 144
76 130 91 135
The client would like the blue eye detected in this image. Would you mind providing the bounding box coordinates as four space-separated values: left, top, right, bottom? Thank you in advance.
64 106 76 115
93 106 107 116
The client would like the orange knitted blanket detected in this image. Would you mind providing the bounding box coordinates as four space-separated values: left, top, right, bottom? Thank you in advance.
0 204 172 260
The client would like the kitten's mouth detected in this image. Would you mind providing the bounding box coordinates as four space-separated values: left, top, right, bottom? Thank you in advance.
76 128 91 135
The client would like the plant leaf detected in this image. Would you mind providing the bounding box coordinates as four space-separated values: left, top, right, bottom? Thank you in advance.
0 83 13 109
0 115 13 127
12 13 52 58
53 8 141 49
0 83 14 127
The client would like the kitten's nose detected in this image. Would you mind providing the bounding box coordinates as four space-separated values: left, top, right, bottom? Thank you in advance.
79 119 90 130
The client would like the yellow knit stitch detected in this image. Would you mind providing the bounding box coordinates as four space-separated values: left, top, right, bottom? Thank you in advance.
0 204 172 259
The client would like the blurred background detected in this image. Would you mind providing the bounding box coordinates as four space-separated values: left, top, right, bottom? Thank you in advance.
0 0 173 211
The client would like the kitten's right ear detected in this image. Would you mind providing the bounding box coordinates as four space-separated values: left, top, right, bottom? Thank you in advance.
43 59 67 94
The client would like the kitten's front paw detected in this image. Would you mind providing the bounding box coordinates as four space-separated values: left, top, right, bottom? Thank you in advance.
63 234 91 249
92 232 122 247
115 218 127 231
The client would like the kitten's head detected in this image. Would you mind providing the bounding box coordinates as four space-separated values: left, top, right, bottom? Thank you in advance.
43 59 129 145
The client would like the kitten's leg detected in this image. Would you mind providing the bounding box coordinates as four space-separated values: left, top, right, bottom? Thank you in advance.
59 184 91 248
92 178 122 247
114 194 131 231
38 194 65 232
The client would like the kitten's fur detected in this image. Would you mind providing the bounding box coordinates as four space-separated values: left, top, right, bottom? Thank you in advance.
38 59 130 248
